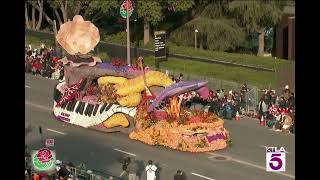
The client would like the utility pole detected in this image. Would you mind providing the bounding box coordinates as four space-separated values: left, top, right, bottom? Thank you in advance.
53 20 58 55
195 29 198 50
126 0 131 66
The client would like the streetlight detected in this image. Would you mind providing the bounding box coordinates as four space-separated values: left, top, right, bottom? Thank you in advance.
195 29 198 50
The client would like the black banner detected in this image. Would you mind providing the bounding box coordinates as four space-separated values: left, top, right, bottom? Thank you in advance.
154 31 166 58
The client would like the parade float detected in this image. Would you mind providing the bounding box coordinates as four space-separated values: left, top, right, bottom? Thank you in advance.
53 15 230 152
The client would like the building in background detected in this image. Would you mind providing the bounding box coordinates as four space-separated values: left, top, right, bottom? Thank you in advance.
275 2 295 61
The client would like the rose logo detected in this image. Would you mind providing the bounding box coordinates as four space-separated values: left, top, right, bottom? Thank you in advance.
36 148 52 163
32 148 56 171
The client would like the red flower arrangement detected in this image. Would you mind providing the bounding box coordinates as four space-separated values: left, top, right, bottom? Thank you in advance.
111 58 126 67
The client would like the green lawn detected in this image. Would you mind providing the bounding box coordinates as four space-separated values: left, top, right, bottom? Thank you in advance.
143 56 277 90
25 33 288 91
139 39 294 70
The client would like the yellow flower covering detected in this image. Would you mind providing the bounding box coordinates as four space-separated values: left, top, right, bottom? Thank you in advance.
114 71 173 96
129 118 229 152
98 76 128 86
117 93 142 107
103 113 129 128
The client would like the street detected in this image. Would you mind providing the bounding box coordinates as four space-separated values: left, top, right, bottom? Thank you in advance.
25 73 295 180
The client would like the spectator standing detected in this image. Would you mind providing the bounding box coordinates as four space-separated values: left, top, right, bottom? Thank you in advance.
145 160 157 180
126 157 139 180
52 63 61 80
178 73 184 81
258 95 269 119
32 59 41 75
32 172 40 180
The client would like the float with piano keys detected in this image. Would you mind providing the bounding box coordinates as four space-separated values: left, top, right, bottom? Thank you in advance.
52 15 230 152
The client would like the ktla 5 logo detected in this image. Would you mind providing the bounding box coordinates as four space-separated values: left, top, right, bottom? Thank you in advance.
266 147 286 172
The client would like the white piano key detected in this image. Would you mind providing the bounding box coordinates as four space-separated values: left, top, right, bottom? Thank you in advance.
121 107 130 115
128 108 137 117
72 101 80 113
106 105 116 117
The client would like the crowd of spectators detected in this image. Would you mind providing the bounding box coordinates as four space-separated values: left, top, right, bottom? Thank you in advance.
258 85 295 133
170 73 295 134
25 44 64 80
170 73 249 120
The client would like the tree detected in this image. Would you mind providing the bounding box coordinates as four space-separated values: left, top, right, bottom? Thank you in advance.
228 0 284 56
137 0 194 45
170 1 246 51
29 0 118 31
83 0 118 23
47 0 85 26
25 0 44 31
170 17 246 51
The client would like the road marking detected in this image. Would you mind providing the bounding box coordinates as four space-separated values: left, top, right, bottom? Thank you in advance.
259 145 290 154
113 148 136 157
25 85 31 88
191 172 215 180
47 128 66 135
25 100 52 112
205 152 295 179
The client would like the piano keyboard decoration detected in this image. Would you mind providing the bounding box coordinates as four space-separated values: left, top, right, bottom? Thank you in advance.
53 96 136 129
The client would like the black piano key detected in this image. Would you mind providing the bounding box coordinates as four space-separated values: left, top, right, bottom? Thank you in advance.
84 104 91 116
66 101 73 111
87 104 94 117
75 101 82 113
79 103 86 115
105 104 113 112
61 101 68 109
92 104 100 116
71 100 77 110
100 103 107 114
70 100 77 111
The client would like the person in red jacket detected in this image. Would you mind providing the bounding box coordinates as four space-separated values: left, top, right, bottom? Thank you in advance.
32 60 41 75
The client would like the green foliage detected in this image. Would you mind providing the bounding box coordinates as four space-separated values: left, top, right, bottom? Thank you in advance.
167 0 194 12
104 31 136 46
96 52 110 62
137 0 163 25
87 0 118 14
264 28 274 52
170 17 246 51
104 31 127 45
137 0 194 25
197 0 229 19
228 0 284 31
47 0 60 9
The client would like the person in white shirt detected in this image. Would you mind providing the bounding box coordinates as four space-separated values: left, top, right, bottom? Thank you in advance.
145 160 157 180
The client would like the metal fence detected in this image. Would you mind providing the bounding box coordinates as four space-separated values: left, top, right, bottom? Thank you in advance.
245 87 259 114
155 68 258 91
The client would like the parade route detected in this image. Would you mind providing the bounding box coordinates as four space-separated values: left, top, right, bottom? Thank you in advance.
25 73 295 180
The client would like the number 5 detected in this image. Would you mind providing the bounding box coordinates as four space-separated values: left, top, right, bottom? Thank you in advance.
269 154 283 170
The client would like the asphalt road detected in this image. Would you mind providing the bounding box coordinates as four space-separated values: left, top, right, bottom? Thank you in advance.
25 73 295 180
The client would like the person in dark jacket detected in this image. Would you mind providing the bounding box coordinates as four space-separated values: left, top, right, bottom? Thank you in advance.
174 170 186 180
58 165 70 179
